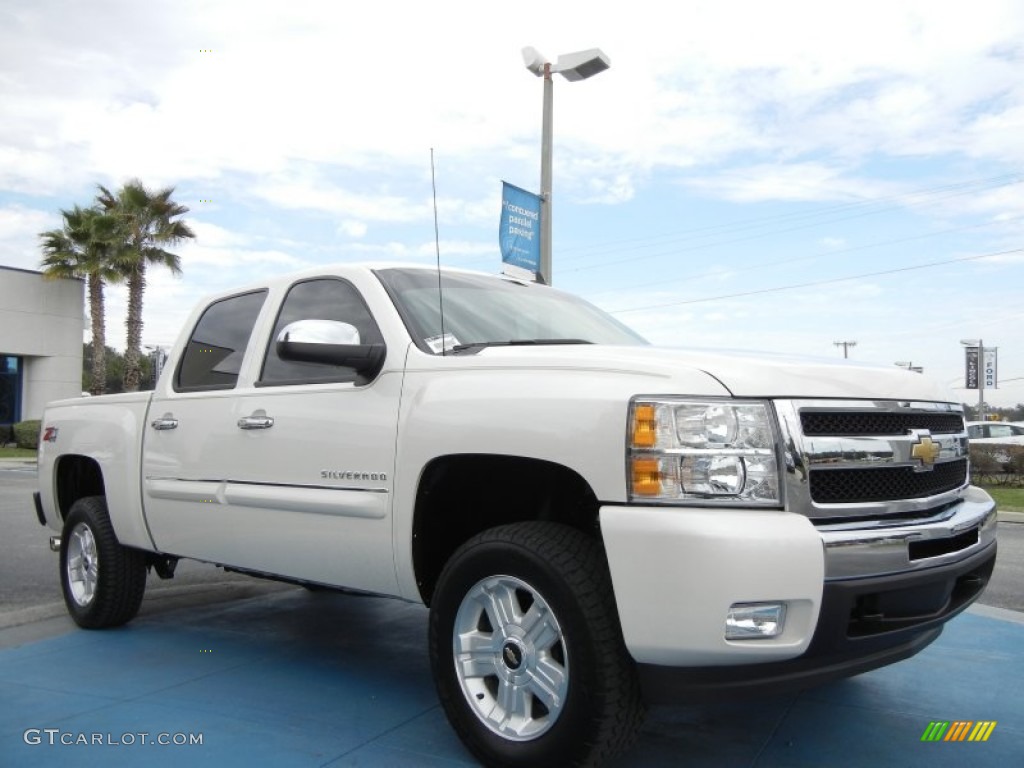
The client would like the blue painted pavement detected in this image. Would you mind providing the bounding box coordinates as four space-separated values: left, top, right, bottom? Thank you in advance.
1 591 1020 767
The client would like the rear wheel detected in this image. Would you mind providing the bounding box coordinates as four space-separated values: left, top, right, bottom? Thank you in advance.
59 496 146 628
429 522 645 767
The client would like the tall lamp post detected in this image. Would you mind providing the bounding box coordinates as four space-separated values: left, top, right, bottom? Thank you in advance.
522 46 611 285
961 338 985 421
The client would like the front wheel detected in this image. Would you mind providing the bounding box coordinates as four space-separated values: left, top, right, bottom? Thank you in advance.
429 522 645 767
59 496 147 628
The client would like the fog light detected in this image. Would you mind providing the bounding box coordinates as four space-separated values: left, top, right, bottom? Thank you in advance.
725 602 787 640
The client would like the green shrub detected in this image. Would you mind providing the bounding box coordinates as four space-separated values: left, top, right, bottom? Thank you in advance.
13 420 41 450
1005 445 1024 475
969 444 1004 474
969 443 1024 487
0 424 12 446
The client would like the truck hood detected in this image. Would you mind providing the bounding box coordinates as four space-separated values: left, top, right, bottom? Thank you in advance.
469 344 955 402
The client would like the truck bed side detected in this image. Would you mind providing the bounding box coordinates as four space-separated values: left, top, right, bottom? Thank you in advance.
38 392 155 550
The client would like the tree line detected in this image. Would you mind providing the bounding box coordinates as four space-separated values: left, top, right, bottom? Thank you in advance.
82 342 156 394
962 404 1024 422
39 180 195 394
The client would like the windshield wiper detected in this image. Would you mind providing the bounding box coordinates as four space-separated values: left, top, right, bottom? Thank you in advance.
450 339 593 354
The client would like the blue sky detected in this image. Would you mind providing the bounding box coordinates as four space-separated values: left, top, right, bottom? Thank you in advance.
2 0 1023 405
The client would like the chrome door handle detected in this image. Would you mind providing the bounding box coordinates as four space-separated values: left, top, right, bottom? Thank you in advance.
151 415 178 430
237 415 274 430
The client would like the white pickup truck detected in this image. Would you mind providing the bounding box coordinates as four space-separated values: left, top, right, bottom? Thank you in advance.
34 263 997 766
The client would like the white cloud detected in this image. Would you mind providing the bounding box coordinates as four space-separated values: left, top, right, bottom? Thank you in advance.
337 221 368 238
339 238 495 265
249 173 429 223
0 0 1018 202
0 206 55 270
181 246 307 271
684 163 895 204
4 0 1024 403
187 220 250 249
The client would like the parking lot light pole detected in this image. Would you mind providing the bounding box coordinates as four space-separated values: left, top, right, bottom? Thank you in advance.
523 46 611 285
540 63 553 286
961 338 985 421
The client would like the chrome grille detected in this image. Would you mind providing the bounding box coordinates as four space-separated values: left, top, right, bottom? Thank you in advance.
809 461 968 504
775 400 970 522
800 411 964 436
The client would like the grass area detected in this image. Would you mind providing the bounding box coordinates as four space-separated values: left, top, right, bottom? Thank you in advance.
982 486 1024 512
0 446 37 459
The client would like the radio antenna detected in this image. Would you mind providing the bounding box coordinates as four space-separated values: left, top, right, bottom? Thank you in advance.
430 148 447 356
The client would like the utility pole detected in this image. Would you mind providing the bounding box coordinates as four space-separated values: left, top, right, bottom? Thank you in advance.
834 340 857 359
978 339 985 423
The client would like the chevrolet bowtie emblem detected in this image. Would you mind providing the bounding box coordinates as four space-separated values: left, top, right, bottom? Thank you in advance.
911 436 941 467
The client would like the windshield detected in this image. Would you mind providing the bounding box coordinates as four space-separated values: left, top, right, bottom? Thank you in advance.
375 268 648 354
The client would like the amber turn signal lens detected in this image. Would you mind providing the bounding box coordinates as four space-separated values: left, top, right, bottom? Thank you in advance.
631 457 662 495
632 404 657 448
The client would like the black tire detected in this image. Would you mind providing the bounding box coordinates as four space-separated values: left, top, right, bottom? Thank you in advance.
59 496 147 628
429 522 645 767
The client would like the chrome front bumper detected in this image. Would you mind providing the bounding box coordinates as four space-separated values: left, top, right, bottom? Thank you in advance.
818 485 997 580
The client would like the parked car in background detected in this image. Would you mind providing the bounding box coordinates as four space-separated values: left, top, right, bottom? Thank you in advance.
966 421 1024 445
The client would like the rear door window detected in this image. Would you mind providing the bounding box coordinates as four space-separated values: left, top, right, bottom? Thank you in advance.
175 290 267 391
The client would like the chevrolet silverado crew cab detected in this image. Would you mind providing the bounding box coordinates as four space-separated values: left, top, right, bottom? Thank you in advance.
34 263 997 767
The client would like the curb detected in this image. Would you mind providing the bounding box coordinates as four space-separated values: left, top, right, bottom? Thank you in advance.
0 459 37 468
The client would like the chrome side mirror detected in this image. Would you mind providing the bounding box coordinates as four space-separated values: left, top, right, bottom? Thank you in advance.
275 319 385 380
276 319 361 346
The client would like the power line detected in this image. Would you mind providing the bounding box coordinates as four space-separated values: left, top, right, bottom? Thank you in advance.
557 172 1024 266
564 177 1024 274
586 214 1024 299
560 172 1023 257
609 247 1024 314
452 171 1024 270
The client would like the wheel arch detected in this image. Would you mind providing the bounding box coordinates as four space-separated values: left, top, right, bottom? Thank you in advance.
411 453 602 605
53 455 106 523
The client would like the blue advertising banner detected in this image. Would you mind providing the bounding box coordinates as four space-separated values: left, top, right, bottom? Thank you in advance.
499 181 542 279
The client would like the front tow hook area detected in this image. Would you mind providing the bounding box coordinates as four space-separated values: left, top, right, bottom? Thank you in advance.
49 536 61 552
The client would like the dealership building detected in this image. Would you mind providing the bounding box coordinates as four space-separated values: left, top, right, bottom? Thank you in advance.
0 265 84 426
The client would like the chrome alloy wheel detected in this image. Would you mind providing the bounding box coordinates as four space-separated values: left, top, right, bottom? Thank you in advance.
452 574 569 741
66 522 99 607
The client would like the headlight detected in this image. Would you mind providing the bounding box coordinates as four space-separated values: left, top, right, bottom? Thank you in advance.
628 398 782 506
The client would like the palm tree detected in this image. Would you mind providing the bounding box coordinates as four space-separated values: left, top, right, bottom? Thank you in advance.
39 206 122 395
97 180 195 391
